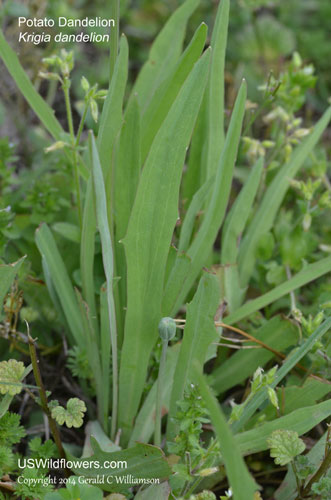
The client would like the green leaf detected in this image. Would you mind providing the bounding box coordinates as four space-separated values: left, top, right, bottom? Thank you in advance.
231 317 331 432
267 430 306 466
35 223 83 344
45 481 103 500
178 177 214 253
163 80 247 316
52 222 80 243
275 433 328 500
167 273 220 440
221 158 263 311
67 441 171 493
235 399 330 457
129 343 180 446
0 364 32 418
226 255 331 325
0 30 64 140
211 316 299 395
90 133 118 438
205 0 229 178
51 398 86 428
135 483 170 500
141 22 207 162
0 360 25 396
192 363 258 500
130 0 199 113
0 257 25 318
118 49 211 444
97 35 128 176
238 107 331 288
114 95 141 334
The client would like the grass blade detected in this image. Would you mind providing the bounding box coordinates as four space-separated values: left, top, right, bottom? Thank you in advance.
130 0 199 113
221 158 264 312
114 96 141 335
141 22 208 162
167 273 220 440
231 316 331 432
226 255 331 325
211 316 299 395
178 177 214 253
98 34 128 176
205 0 230 178
80 179 98 336
90 133 118 440
163 81 247 316
129 344 181 447
0 30 64 140
118 50 211 444
238 107 331 288
35 224 82 343
236 400 331 456
193 362 258 500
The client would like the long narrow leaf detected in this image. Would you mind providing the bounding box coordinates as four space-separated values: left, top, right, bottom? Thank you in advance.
193 363 258 500
90 133 118 439
226 255 331 325
0 30 64 140
205 0 229 178
236 400 331 456
231 316 331 432
141 22 207 162
118 50 211 444
35 224 82 344
167 273 220 440
130 0 199 113
163 81 247 316
238 107 331 287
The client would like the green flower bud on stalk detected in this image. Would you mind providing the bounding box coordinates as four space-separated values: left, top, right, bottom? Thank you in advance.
158 317 176 342
154 317 176 447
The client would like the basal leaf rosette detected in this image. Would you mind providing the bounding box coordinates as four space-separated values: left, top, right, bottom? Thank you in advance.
0 360 25 395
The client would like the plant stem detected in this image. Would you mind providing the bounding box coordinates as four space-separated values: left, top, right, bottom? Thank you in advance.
75 101 89 147
154 340 168 447
291 461 302 497
63 79 82 227
300 448 331 498
28 334 68 474
109 0 120 83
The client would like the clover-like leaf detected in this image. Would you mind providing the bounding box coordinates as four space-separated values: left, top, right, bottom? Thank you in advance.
51 398 86 428
267 429 306 465
0 360 25 395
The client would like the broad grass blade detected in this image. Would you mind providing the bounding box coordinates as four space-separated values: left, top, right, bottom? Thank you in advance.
226 255 331 325
130 0 199 113
193 362 258 500
35 224 82 343
167 273 220 440
231 316 331 432
90 133 118 440
141 22 208 162
211 316 299 395
163 81 247 316
236 400 331 456
0 30 64 140
205 0 229 178
118 50 211 444
98 34 128 177
221 158 263 311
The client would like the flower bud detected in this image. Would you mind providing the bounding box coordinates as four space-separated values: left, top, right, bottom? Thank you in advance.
158 317 176 342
